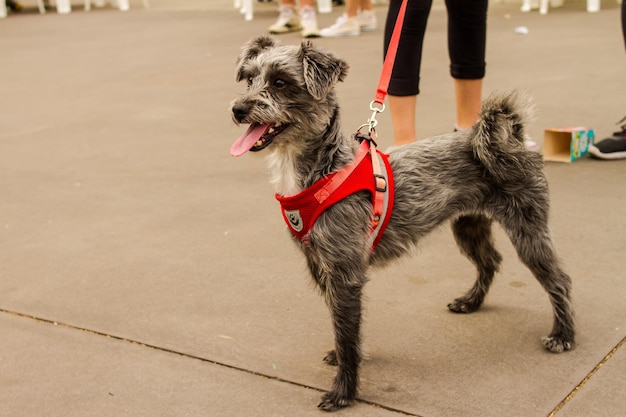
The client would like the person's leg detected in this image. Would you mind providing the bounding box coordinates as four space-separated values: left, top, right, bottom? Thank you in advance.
385 0 432 144
445 0 488 129
345 0 359 17
454 78 482 130
389 95 418 144
278 0 296 9
360 0 373 11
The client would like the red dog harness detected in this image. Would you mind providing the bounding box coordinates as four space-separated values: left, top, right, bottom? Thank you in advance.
276 136 394 250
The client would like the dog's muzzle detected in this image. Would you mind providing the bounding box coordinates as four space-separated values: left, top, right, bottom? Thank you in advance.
232 102 251 124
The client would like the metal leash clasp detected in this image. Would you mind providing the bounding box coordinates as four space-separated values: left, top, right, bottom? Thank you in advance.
367 100 385 133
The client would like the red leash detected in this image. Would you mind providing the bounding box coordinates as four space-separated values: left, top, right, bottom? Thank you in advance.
363 0 407 135
374 0 409 107
360 0 407 229
350 0 406 245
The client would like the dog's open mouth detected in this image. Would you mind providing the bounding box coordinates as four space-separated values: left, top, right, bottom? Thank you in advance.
230 122 288 156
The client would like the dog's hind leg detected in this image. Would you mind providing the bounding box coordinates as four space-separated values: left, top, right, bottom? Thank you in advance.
500 215 575 353
448 215 503 313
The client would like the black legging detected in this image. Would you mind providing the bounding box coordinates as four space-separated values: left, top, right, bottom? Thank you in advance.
384 0 488 96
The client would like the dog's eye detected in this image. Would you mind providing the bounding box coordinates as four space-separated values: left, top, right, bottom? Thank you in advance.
273 78 287 89
247 76 254 87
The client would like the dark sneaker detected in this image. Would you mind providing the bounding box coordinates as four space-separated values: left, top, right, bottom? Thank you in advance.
589 117 626 160
7 0 23 11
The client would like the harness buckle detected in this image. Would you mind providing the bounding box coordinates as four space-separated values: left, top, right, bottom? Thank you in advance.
374 174 387 192
353 131 378 148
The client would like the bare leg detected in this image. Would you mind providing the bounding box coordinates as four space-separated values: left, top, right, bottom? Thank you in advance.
389 95 417 145
454 78 482 129
345 0 359 17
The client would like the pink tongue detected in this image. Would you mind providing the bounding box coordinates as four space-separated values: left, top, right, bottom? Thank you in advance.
230 123 271 156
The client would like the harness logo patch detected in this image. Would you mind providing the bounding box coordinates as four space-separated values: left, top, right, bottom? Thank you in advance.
284 209 303 232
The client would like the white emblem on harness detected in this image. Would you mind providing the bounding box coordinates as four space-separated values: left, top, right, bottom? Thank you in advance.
284 209 304 232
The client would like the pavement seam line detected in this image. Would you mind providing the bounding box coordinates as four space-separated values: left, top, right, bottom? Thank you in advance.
547 335 626 417
0 307 422 417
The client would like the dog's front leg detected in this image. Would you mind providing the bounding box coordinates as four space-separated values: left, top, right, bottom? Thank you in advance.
318 276 364 411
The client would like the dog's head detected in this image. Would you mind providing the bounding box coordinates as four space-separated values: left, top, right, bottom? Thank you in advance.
230 36 349 156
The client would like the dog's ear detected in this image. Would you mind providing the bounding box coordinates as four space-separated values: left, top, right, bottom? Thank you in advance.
299 40 349 100
236 36 276 82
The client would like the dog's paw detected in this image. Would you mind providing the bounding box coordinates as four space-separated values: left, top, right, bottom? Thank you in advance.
447 298 480 314
542 336 574 353
322 350 338 366
318 391 353 412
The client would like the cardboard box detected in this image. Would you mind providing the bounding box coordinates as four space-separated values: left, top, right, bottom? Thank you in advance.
542 127 595 162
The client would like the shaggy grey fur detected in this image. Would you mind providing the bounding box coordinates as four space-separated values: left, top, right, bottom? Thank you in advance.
230 36 575 411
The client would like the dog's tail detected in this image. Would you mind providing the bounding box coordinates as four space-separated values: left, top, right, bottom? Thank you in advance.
471 90 538 183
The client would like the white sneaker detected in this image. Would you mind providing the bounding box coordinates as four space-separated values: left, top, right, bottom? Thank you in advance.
299 6 320 38
269 6 301 34
320 14 361 37
357 10 377 31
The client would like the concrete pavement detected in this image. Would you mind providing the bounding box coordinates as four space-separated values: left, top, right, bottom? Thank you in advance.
1 1 624 416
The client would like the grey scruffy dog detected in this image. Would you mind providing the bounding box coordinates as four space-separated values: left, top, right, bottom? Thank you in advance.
230 36 575 411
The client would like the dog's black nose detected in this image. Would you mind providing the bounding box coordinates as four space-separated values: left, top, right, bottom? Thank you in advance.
232 102 250 123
